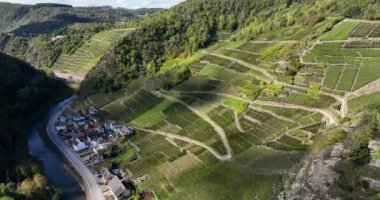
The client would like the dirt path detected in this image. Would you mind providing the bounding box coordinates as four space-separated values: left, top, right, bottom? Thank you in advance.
249 40 299 44
249 105 295 123
166 90 338 125
254 100 338 125
53 70 84 81
224 48 260 55
233 111 245 133
206 52 274 81
151 91 233 160
207 52 343 102
136 128 232 161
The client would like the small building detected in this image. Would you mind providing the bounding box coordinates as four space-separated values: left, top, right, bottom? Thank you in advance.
77 121 86 126
108 176 131 199
99 168 114 184
110 122 122 130
59 115 67 123
119 126 134 137
110 121 134 137
56 125 67 131
73 138 89 152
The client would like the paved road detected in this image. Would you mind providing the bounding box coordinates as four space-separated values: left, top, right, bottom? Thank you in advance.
47 97 104 200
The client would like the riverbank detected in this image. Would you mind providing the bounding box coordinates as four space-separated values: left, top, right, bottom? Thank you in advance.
28 97 86 200
46 96 104 200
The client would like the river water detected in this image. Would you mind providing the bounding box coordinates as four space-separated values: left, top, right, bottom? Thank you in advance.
28 98 86 200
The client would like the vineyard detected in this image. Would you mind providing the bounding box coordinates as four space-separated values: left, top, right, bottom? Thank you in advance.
52 29 133 78
75 18 380 200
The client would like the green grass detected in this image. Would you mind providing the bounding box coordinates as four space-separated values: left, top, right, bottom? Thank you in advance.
310 128 347 153
348 92 380 112
131 100 173 127
167 146 303 200
323 66 342 89
336 67 358 91
349 22 376 38
52 29 133 77
374 147 380 159
254 105 312 121
289 130 309 142
353 66 380 90
276 134 308 150
304 42 380 64
320 21 360 40
224 98 248 114
303 40 380 90
101 90 164 123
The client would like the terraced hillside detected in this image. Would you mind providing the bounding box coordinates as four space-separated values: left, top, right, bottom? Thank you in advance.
301 20 380 91
75 18 380 200
52 29 133 80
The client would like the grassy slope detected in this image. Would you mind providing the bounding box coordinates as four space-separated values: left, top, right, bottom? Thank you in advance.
320 21 360 40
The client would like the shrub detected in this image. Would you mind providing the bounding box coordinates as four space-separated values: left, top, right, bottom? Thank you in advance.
375 147 380 159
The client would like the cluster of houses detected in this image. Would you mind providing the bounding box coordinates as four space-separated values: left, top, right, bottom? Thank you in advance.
54 107 139 199
55 108 134 164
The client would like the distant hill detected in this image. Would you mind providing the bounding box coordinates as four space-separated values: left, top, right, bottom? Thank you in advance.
0 2 160 69
0 2 159 35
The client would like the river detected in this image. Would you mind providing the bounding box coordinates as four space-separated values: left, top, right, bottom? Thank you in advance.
28 98 86 200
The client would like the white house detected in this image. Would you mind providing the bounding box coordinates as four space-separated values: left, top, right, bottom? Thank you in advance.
59 115 67 123
56 125 67 131
73 139 89 152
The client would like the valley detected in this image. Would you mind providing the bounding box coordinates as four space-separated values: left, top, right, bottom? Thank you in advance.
2 1 380 200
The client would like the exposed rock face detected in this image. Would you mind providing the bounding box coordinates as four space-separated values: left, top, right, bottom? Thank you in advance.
362 177 380 191
368 140 380 168
278 143 350 200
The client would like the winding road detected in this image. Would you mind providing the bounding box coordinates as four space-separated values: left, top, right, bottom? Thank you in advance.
47 97 104 200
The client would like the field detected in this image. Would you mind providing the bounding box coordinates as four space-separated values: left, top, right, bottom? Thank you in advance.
52 29 133 78
213 41 297 70
349 23 376 38
303 41 380 90
348 92 380 112
320 21 359 40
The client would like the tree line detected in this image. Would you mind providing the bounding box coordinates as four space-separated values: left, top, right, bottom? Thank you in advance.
78 0 380 98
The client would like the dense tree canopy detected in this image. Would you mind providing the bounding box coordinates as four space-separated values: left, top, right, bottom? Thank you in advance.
0 53 71 199
79 0 380 98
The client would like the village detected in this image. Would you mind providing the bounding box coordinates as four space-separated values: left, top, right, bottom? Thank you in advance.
54 106 139 200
